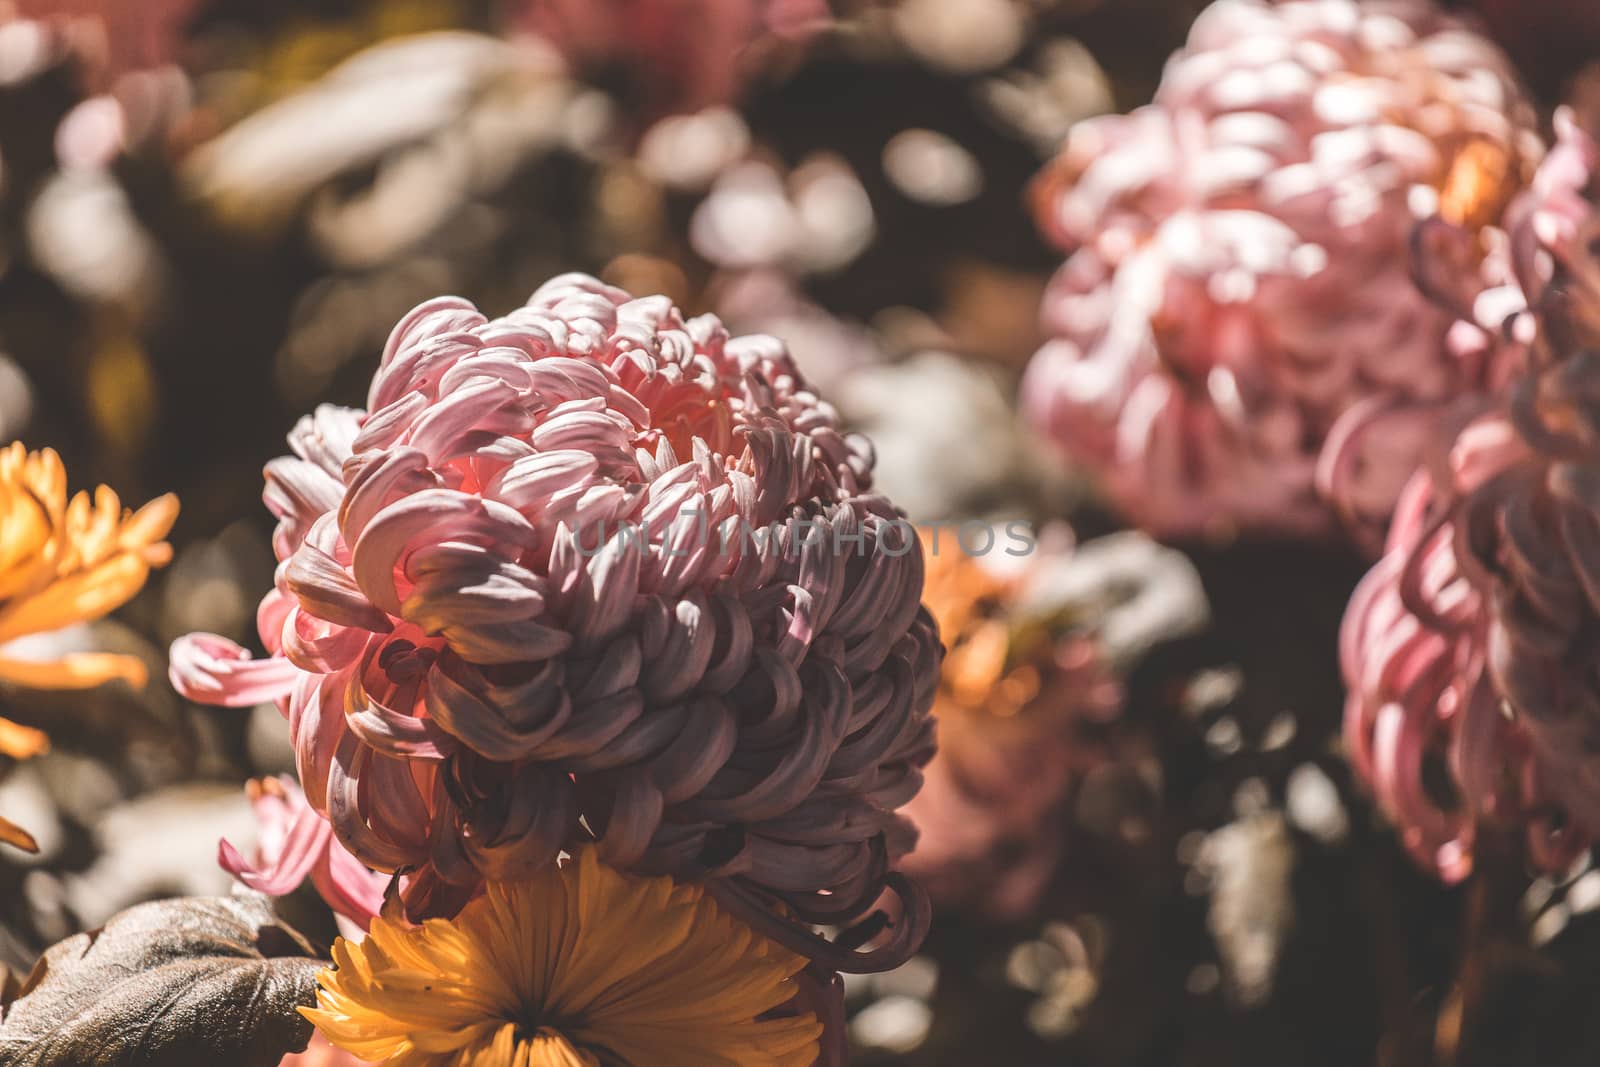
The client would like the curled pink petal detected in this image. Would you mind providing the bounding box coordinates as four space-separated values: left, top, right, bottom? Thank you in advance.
168 633 299 707
222 776 386 928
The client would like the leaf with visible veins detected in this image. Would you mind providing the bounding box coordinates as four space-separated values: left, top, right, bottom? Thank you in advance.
0 893 325 1067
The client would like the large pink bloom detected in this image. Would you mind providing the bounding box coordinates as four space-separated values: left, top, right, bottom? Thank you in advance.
1022 0 1541 545
172 274 938 971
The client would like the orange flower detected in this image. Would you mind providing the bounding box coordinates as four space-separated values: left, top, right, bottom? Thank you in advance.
305 847 821 1067
0 443 177 850
918 527 1110 725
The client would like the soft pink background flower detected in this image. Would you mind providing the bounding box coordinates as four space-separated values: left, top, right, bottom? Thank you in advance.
1023 0 1540 545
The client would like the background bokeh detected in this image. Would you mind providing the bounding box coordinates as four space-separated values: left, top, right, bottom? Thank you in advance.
5 1 1600 1064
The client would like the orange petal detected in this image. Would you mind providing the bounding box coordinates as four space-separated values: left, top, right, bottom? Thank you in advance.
0 652 149 690
0 716 48 759
0 813 38 853
0 552 151 642
119 492 180 551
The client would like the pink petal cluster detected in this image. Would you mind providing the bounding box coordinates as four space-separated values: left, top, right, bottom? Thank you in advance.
172 274 939 972
1499 109 1600 350
1344 112 1600 883
520 0 830 121
1413 109 1600 363
1343 110 1600 882
1341 404 1597 881
1021 0 1541 544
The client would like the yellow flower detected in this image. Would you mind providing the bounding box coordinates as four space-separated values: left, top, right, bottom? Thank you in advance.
0 443 178 851
305 848 821 1067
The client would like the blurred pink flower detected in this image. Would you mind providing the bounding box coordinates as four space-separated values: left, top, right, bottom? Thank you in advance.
1022 0 1541 545
172 273 938 972
520 0 830 122
1 1 197 167
8 0 199 87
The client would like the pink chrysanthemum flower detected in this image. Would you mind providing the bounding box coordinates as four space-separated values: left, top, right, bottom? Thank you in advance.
1340 402 1594 881
1343 108 1600 882
172 274 938 971
1022 0 1541 545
